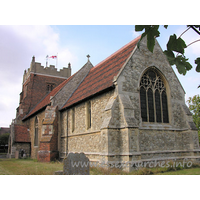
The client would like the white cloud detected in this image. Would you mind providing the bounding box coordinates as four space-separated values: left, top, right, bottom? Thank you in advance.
0 25 76 127
57 48 78 68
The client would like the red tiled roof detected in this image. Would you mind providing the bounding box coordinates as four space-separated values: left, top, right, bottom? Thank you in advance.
22 77 72 120
14 125 30 142
61 36 140 109
22 36 140 118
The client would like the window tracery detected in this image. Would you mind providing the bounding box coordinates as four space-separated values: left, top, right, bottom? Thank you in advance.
140 68 169 123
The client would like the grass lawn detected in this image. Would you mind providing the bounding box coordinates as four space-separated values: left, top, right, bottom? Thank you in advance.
1 158 200 175
156 168 200 175
90 165 200 175
0 158 63 175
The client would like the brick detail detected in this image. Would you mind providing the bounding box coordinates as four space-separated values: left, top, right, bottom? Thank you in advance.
37 106 58 162
16 56 71 123
17 73 66 122
14 124 30 142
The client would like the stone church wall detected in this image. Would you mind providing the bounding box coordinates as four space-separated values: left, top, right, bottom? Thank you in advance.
97 37 200 171
138 130 198 152
60 90 114 160
116 37 188 130
17 73 66 123
58 38 200 165
15 39 199 169
28 111 45 159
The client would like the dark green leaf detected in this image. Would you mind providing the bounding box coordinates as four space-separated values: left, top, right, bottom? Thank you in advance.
174 55 192 75
163 50 175 59
175 56 187 75
163 50 175 65
185 61 193 70
135 25 160 53
145 25 160 52
135 25 148 32
151 25 160 37
195 57 200 72
164 25 168 29
140 32 147 41
167 34 176 49
147 31 156 53
167 34 187 54
175 39 186 54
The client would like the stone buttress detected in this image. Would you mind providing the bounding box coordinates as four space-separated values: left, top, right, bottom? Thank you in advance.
99 37 200 171
38 106 59 162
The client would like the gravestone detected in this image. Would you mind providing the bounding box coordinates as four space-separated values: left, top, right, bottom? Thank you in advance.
15 151 19 159
63 152 90 175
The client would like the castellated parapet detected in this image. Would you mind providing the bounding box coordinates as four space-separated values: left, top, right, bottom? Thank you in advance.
23 56 71 83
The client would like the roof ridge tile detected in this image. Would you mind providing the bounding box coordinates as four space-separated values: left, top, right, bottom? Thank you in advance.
61 36 141 109
92 35 141 70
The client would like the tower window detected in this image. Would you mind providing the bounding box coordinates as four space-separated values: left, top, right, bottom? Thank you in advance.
46 83 54 93
140 68 169 123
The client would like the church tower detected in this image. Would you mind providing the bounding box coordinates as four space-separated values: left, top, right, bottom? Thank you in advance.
16 56 71 123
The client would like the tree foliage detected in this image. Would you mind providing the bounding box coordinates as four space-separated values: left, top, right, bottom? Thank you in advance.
187 95 200 134
135 25 200 87
0 133 10 146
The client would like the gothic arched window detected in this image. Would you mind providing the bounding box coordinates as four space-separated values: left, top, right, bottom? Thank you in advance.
86 101 91 129
34 117 39 146
72 108 75 132
140 68 169 123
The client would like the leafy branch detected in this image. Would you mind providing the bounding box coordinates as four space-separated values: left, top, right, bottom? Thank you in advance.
135 25 200 87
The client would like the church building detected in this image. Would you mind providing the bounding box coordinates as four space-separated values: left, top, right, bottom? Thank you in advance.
8 36 200 171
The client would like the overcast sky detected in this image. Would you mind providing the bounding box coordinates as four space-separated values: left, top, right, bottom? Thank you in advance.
0 25 199 127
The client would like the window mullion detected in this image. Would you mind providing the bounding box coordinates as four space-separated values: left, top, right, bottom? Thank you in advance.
140 68 168 124
153 89 156 122
160 92 163 123
146 90 149 122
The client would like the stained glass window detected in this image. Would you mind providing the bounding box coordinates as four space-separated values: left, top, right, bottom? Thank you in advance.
162 91 169 123
155 90 162 123
140 68 169 123
148 89 155 122
140 87 147 122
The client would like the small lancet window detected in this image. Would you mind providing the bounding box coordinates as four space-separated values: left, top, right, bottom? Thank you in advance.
72 108 75 132
86 101 91 129
140 68 169 123
34 117 39 146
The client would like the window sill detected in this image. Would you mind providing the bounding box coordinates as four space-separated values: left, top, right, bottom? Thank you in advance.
140 122 172 130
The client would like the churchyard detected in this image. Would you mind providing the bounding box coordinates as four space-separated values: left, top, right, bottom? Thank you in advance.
1 157 200 175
